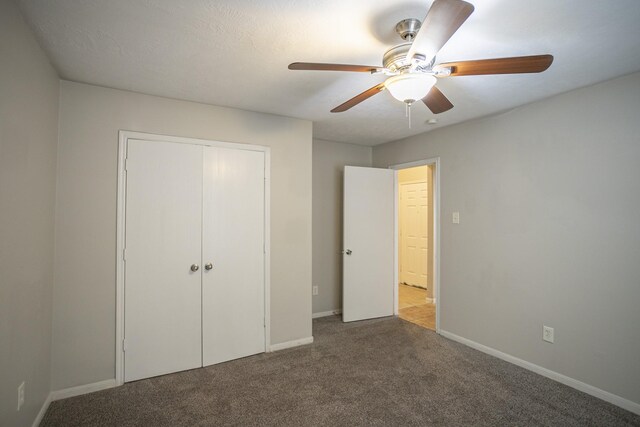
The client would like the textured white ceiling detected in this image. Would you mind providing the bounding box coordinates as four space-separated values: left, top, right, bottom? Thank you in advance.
17 0 640 146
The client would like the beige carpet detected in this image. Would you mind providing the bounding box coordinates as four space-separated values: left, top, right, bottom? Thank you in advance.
42 316 640 426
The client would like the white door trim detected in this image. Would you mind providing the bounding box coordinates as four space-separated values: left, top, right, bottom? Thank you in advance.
389 158 441 333
116 130 271 386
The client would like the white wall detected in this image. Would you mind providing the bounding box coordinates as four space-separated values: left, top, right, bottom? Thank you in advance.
312 139 371 314
53 81 312 390
373 72 640 406
0 1 59 425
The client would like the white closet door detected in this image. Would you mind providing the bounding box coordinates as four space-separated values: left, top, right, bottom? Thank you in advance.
202 147 265 366
343 166 395 322
124 140 203 382
400 182 428 287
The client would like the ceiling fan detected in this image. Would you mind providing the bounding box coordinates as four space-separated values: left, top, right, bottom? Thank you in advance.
288 0 553 115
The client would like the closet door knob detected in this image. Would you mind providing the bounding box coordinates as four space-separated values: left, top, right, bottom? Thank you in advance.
204 263 213 271
190 264 199 272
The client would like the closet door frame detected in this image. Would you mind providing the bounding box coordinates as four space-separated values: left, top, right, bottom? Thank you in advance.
115 130 271 386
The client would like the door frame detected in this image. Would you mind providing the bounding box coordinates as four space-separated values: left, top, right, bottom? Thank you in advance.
115 130 271 386
389 158 441 333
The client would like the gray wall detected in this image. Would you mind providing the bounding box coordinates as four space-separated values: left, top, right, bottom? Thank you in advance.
312 139 371 314
373 72 640 405
53 81 312 390
0 1 59 425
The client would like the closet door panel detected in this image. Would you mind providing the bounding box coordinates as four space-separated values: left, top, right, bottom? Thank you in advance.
202 147 265 366
124 140 203 381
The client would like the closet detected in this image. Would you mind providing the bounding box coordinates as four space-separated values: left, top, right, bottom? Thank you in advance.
123 138 266 382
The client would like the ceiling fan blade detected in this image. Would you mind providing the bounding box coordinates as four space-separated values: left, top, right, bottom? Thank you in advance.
407 0 474 63
434 55 554 76
422 86 453 114
331 83 386 113
289 62 380 72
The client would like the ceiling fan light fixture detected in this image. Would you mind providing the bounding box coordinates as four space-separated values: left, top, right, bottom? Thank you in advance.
384 74 436 104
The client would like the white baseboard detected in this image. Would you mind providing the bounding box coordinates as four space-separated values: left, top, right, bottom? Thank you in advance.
32 393 52 427
33 379 115 426
50 379 117 401
312 309 342 319
268 336 314 352
439 330 640 416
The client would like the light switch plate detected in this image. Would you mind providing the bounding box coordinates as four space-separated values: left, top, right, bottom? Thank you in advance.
452 212 460 224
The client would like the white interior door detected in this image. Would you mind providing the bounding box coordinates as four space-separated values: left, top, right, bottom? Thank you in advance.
343 166 395 322
400 182 428 287
202 147 265 365
124 140 203 382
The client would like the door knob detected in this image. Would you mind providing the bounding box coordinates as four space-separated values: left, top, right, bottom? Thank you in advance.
204 263 213 271
190 264 199 272
344 249 352 255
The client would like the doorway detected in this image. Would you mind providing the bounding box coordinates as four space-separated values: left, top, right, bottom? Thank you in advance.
393 160 439 331
341 160 439 332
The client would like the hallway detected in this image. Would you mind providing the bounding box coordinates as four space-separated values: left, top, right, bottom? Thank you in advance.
398 284 435 330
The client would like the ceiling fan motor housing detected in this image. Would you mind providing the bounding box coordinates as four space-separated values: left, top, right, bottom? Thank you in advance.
383 43 434 73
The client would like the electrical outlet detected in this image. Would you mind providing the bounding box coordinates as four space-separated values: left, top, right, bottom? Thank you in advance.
452 211 460 224
312 286 318 296
543 326 554 343
17 381 25 411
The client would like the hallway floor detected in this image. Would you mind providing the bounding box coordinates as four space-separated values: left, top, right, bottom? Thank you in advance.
398 284 435 330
